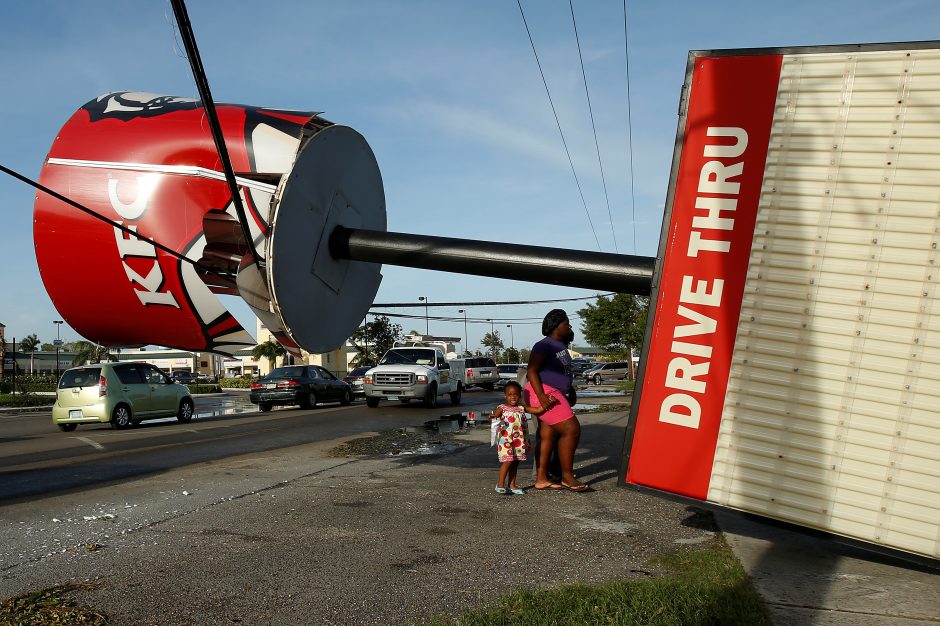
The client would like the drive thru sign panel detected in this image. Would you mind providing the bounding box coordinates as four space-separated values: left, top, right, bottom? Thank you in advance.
625 43 940 561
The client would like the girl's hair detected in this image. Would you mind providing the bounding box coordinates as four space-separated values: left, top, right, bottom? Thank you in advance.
503 381 522 393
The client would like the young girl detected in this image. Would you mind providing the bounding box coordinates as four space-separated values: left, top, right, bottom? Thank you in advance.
490 381 546 494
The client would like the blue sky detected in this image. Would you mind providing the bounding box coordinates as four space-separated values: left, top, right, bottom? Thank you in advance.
2 0 939 353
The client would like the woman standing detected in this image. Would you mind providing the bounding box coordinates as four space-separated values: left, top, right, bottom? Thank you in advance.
525 309 590 491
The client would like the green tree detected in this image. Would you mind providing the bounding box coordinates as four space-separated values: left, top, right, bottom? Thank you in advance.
578 294 648 366
41 342 55 352
502 347 521 364
350 315 402 366
519 348 531 364
18 334 40 373
252 339 286 373
71 340 115 366
481 331 503 360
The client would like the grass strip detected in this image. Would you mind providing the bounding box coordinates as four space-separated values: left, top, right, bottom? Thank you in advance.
419 538 770 626
0 583 106 625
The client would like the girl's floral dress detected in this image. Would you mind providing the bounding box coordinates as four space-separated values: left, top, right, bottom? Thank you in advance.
493 404 528 462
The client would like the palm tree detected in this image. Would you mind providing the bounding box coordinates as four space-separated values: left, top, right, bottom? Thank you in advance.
71 341 114 366
18 334 40 374
251 339 286 373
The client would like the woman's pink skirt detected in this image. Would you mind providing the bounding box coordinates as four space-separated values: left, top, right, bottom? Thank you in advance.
523 382 574 425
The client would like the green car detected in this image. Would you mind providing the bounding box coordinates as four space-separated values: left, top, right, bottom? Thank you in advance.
52 362 195 432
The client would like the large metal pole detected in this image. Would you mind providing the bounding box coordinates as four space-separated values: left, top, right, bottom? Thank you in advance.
54 320 63 380
418 296 429 335
458 309 469 355
330 227 654 295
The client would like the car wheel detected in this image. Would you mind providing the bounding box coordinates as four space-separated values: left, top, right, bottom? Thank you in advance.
423 383 438 408
111 404 132 429
366 397 380 408
177 398 194 423
259 402 272 413
593 374 602 385
300 390 317 409
58 423 77 432
340 389 352 406
399 398 411 404
449 383 462 406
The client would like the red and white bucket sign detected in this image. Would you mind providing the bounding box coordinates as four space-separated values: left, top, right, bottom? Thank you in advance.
33 92 319 355
626 54 782 498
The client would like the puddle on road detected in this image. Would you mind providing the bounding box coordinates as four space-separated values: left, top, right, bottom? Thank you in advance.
193 397 258 420
423 411 492 434
328 426 463 458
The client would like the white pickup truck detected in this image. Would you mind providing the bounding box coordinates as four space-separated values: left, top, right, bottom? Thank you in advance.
363 347 463 408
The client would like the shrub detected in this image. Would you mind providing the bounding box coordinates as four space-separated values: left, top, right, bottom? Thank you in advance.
219 377 254 388
0 393 53 407
186 384 222 394
0 374 58 394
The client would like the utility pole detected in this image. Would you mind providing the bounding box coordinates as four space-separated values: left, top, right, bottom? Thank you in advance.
418 296 429 335
506 324 514 348
457 309 469 355
53 320 63 380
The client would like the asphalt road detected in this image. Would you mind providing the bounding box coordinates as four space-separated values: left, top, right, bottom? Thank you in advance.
0 389 503 503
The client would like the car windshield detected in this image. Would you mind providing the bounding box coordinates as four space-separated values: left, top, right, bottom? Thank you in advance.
497 365 519 373
59 367 101 389
379 349 434 366
347 366 370 377
267 366 305 379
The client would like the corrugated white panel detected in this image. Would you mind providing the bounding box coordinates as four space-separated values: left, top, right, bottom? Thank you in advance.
707 49 940 559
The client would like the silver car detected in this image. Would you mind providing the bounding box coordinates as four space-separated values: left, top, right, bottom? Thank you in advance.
583 361 630 385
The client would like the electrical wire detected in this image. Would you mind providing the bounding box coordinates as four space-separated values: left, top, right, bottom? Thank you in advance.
569 0 618 253
372 293 612 308
0 163 228 278
369 311 583 325
516 0 602 252
169 0 263 273
623 0 638 254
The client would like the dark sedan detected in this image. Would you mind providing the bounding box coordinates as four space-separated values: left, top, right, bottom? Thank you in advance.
170 371 198 384
343 365 371 398
249 365 352 412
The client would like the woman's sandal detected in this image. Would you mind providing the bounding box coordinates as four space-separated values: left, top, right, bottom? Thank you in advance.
495 486 508 494
509 487 525 495
561 482 592 492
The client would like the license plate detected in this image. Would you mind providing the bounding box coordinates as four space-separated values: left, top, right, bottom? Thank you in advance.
69 409 82 419
481 372 492 377
266 383 276 389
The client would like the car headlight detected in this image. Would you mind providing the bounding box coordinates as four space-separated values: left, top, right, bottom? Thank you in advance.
416 375 428 383
364 376 373 384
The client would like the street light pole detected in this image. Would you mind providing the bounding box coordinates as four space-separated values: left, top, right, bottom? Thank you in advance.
457 309 469 355
418 296 429 336
53 320 63 380
506 324 514 349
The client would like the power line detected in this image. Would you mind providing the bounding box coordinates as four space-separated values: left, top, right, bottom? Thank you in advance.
169 0 263 274
0 163 228 278
623 0 638 254
516 0 602 252
370 311 583 325
372 293 611 308
569 0 617 253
